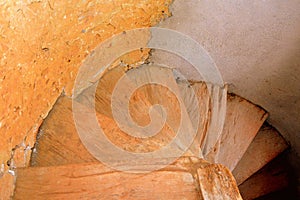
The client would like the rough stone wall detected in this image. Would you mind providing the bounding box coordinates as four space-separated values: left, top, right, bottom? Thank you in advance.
0 0 171 198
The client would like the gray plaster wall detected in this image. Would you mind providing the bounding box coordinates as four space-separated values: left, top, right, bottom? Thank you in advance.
151 0 300 194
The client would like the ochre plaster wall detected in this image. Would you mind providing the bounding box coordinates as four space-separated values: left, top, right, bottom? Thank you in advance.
0 0 171 198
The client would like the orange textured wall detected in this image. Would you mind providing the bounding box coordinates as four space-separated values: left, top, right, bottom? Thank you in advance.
0 0 171 198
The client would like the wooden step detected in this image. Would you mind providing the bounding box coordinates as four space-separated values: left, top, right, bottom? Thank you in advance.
30 96 98 166
31 96 180 166
14 163 200 200
0 172 15 200
232 124 288 185
238 154 290 200
15 157 242 200
205 94 268 171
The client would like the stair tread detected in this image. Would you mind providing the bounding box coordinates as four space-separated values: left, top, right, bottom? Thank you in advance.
205 94 268 171
177 82 269 173
31 95 180 166
232 124 288 185
14 162 200 200
16 157 243 200
30 97 98 166
107 65 182 138
238 154 290 200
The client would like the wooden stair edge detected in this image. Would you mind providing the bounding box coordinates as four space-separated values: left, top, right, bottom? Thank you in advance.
15 158 243 200
14 162 200 200
205 93 268 171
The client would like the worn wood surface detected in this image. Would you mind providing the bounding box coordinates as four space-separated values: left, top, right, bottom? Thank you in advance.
30 96 98 167
201 84 227 157
233 124 288 185
17 158 246 200
31 66 197 166
205 94 268 171
238 155 290 200
31 95 179 166
75 65 126 118
125 66 182 133
14 162 200 200
197 164 243 200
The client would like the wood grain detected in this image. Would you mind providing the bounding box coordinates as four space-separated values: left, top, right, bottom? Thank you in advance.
205 94 268 171
30 95 179 166
30 96 98 167
75 65 126 118
15 162 200 200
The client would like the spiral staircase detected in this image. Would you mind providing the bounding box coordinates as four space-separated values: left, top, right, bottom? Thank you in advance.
12 65 290 199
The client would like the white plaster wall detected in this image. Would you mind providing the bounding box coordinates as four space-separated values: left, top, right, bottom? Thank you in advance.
151 0 300 194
